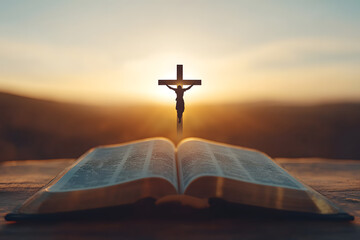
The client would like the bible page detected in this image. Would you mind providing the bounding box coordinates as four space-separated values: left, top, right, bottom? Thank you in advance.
49 138 177 192
177 139 305 193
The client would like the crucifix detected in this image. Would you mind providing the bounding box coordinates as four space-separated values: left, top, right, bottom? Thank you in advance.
158 64 202 138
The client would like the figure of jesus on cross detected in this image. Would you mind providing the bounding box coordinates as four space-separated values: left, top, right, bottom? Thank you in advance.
158 65 201 134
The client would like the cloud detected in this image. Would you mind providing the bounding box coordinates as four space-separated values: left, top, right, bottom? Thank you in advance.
1 36 359 104
0 38 113 77
238 38 360 70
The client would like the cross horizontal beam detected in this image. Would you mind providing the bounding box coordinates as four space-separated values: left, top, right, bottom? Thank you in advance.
158 79 202 86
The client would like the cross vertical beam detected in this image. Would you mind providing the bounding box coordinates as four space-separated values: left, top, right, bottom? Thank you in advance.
177 119 183 142
177 65 183 81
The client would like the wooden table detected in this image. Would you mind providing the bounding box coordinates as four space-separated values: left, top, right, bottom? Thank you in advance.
0 158 359 240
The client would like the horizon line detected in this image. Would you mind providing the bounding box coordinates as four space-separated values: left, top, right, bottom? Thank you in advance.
1 88 360 108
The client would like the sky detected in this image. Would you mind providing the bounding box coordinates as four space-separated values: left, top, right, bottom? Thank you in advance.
0 0 359 105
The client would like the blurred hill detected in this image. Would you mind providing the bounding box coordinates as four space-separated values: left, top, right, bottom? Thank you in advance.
0 91 360 161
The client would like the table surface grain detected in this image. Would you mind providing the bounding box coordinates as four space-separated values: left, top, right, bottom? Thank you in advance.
0 158 359 240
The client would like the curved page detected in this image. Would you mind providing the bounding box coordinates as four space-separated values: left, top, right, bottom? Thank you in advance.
49 138 177 192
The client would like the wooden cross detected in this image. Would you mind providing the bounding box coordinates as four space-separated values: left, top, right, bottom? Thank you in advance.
158 65 202 86
158 64 202 141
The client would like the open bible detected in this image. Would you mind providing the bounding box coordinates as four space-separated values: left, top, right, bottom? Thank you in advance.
5 138 353 220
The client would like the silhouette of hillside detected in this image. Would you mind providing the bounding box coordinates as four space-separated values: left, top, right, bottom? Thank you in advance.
1 91 360 161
